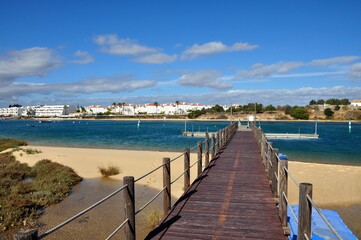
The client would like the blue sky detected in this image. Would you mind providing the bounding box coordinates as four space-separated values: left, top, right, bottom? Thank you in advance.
0 0 360 107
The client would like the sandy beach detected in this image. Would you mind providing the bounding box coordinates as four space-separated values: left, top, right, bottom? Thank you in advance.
12 146 361 237
13 145 361 206
13 146 199 199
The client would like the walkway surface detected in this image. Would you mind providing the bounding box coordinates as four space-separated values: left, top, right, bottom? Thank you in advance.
146 130 286 239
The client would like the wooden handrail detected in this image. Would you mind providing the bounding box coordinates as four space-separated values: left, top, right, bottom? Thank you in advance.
250 122 342 239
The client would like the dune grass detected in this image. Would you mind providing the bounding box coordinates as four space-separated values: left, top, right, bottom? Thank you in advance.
145 209 163 230
98 165 121 177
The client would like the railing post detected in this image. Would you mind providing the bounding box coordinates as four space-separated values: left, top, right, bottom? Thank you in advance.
211 134 215 160
272 148 279 198
123 176 135 240
14 229 38 240
222 129 226 147
261 134 266 166
205 133 209 168
163 157 171 215
184 148 190 191
267 142 273 180
279 159 288 229
197 141 202 177
216 131 220 153
298 183 313 240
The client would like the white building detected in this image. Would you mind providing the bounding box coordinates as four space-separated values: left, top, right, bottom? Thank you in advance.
351 100 361 107
34 105 76 117
85 105 106 114
0 107 25 117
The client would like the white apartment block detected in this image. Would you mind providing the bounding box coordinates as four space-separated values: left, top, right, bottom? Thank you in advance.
0 107 25 117
34 105 76 117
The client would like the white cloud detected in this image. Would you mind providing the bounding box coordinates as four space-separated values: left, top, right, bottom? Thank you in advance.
271 71 345 78
236 56 360 80
61 77 156 93
181 41 258 60
177 70 232 89
0 47 60 82
134 53 177 64
72 50 94 64
237 62 304 79
0 76 157 101
309 56 359 66
92 86 361 107
94 34 158 56
349 62 361 79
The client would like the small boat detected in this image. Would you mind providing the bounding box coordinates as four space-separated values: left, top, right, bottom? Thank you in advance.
39 120 52 123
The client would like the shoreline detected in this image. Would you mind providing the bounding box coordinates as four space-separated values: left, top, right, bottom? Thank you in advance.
3 117 361 123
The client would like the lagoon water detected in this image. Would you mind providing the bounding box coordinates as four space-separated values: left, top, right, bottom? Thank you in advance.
0 119 360 166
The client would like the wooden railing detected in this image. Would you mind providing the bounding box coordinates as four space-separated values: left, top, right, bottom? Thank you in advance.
250 123 343 240
16 122 238 240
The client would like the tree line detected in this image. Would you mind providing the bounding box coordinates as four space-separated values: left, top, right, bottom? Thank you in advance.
309 98 350 105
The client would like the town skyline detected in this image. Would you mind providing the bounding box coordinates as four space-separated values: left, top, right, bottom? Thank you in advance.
1 1 360 108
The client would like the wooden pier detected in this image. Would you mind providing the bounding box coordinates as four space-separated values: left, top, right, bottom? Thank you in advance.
182 131 216 137
146 129 285 239
265 133 319 139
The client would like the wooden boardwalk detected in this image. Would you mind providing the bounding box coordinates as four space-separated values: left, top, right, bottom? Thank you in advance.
146 130 286 239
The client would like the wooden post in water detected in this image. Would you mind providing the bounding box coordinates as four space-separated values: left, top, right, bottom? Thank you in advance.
197 141 202 177
272 148 279 198
163 157 171 215
184 148 190 191
123 176 135 240
298 183 313 240
14 229 38 240
211 134 215 160
205 133 209 168
279 159 288 229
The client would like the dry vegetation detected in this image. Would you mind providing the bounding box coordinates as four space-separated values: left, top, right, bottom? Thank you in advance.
98 165 121 177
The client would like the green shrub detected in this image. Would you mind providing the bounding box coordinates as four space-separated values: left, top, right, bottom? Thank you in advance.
0 139 28 152
23 148 42 155
0 154 82 231
32 160 82 205
98 165 121 177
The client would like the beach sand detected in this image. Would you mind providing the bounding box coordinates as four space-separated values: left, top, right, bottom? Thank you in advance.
14 146 199 199
13 146 361 238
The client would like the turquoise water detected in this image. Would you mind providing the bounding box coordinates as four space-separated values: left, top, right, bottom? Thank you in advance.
0 120 360 166
258 121 361 165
